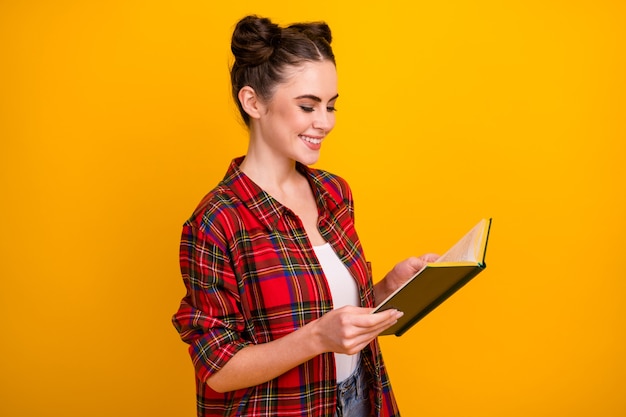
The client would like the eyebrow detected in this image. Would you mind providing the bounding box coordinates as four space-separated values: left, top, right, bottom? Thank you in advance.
294 94 339 102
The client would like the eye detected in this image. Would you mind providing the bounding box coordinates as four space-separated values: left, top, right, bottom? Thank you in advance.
327 106 337 112
299 106 315 113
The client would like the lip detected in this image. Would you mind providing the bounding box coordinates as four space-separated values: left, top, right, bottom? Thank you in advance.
299 134 324 150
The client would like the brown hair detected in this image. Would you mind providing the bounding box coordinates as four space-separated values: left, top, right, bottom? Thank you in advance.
230 15 336 125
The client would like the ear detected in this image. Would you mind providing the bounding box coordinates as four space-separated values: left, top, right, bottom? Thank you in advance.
238 86 264 120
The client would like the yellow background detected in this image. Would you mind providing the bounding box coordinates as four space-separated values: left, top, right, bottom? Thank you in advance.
1 1 624 416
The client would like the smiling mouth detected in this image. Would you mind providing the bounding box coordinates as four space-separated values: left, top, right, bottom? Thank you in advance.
299 135 323 145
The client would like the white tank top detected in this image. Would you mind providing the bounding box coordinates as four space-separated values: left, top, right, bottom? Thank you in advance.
313 243 361 382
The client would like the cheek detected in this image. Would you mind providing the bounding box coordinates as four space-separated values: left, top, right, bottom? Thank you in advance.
278 106 306 127
289 111 312 131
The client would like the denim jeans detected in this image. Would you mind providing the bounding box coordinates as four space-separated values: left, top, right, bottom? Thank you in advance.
334 363 371 417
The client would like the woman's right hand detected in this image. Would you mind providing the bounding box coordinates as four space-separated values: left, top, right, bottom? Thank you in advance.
309 306 403 355
206 305 401 393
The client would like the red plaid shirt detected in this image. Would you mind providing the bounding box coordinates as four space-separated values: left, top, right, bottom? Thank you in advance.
173 157 400 416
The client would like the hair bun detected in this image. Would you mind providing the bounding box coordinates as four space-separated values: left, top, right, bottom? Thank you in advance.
231 15 281 65
287 22 332 45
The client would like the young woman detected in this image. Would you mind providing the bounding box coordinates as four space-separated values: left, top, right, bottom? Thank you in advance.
172 15 437 417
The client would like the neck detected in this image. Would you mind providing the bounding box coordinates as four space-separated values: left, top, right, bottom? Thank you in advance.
239 145 300 193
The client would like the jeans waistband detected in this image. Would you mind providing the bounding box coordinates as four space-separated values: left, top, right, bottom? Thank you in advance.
337 362 366 398
335 362 370 417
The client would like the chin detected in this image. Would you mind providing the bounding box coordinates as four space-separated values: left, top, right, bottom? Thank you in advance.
297 152 321 166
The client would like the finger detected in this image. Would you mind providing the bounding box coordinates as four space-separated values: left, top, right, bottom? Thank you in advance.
352 308 403 329
373 310 404 332
350 312 404 348
420 253 440 263
402 257 427 273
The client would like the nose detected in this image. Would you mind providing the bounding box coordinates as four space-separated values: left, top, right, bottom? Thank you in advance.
312 110 334 133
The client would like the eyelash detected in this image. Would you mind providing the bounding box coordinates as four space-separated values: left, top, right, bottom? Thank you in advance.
299 106 337 113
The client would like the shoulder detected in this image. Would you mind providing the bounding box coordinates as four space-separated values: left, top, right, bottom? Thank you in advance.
183 184 245 243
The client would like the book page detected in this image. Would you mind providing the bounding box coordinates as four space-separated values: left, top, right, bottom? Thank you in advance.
435 220 486 263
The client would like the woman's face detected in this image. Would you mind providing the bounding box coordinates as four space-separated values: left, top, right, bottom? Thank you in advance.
254 60 338 166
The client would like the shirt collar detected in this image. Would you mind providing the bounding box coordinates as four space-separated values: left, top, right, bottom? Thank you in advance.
221 157 341 231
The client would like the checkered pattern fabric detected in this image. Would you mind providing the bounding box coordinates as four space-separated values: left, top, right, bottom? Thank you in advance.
173 157 400 416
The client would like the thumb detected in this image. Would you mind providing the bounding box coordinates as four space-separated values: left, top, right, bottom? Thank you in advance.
419 253 440 263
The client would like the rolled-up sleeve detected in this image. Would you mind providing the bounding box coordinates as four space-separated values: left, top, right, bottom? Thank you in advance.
172 219 250 383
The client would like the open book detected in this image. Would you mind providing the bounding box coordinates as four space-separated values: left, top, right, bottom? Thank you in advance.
373 218 492 336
